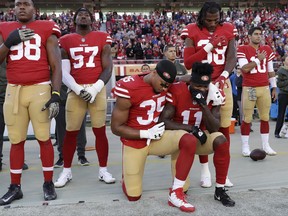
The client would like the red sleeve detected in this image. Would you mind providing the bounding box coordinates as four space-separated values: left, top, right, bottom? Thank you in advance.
183 46 208 70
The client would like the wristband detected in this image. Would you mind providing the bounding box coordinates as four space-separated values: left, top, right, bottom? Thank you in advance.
140 130 148 139
221 70 229 79
254 58 261 66
52 90 60 96
203 43 214 53
269 77 277 88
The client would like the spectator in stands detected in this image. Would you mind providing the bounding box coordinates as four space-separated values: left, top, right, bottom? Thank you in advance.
141 64 150 73
163 44 187 76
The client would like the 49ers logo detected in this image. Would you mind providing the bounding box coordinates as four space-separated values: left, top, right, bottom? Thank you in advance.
163 72 171 79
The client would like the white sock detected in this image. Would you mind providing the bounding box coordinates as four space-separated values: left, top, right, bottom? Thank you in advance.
63 167 71 173
216 183 225 188
261 133 269 147
99 167 107 173
200 162 210 178
241 135 249 148
172 177 185 190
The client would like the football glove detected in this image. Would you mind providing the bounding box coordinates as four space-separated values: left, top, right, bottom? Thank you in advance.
79 89 92 102
214 71 229 91
4 28 34 49
191 88 207 106
206 83 225 106
85 80 105 103
140 122 165 141
42 91 60 119
191 126 207 145
210 35 227 48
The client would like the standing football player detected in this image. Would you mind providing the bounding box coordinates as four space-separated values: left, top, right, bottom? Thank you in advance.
181 1 236 187
237 26 277 156
54 7 115 188
0 0 61 205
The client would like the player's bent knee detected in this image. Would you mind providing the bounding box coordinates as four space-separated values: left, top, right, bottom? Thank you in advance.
122 180 142 201
213 135 227 150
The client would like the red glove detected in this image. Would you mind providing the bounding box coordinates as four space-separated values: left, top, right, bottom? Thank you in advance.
214 71 229 91
218 89 226 105
210 35 227 48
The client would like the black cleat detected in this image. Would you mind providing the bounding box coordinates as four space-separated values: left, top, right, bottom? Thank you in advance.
54 157 63 168
0 184 23 206
43 181 57 201
78 156 90 166
22 163 29 170
214 187 235 207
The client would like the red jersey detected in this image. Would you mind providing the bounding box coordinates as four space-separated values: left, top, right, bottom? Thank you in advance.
181 23 237 80
0 20 61 85
113 75 167 149
59 31 112 84
166 82 206 129
237 45 275 87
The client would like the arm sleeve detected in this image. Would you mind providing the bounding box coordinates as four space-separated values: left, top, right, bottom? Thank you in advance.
184 46 209 70
62 59 83 95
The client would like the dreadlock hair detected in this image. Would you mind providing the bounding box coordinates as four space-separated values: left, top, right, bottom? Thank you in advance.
73 7 94 25
197 2 224 30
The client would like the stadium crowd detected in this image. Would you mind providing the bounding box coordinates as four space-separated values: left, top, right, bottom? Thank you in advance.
0 6 288 65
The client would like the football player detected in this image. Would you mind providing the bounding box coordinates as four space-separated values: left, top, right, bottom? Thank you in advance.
160 62 235 207
180 1 236 188
111 60 197 213
54 7 115 188
0 0 61 205
237 26 277 156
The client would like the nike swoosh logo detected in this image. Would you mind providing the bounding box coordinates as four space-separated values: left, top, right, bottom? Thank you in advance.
2 194 14 203
215 195 220 200
40 92 47 96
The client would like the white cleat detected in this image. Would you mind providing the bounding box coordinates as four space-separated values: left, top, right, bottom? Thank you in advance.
242 146 251 157
99 170 116 184
168 188 195 213
200 175 212 188
54 170 72 188
263 145 277 156
224 177 234 188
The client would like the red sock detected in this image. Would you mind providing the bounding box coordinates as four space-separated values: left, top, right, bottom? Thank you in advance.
92 126 109 167
199 155 208 163
63 130 79 168
38 139 54 182
260 120 269 134
10 141 25 185
176 134 197 180
213 140 230 184
241 121 251 136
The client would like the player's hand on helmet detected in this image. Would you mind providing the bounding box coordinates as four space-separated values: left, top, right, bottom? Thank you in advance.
140 122 165 140
79 89 92 102
206 83 225 106
42 91 60 119
4 28 34 49
214 70 229 91
85 80 104 103
190 126 207 145
210 34 227 48
191 88 207 106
